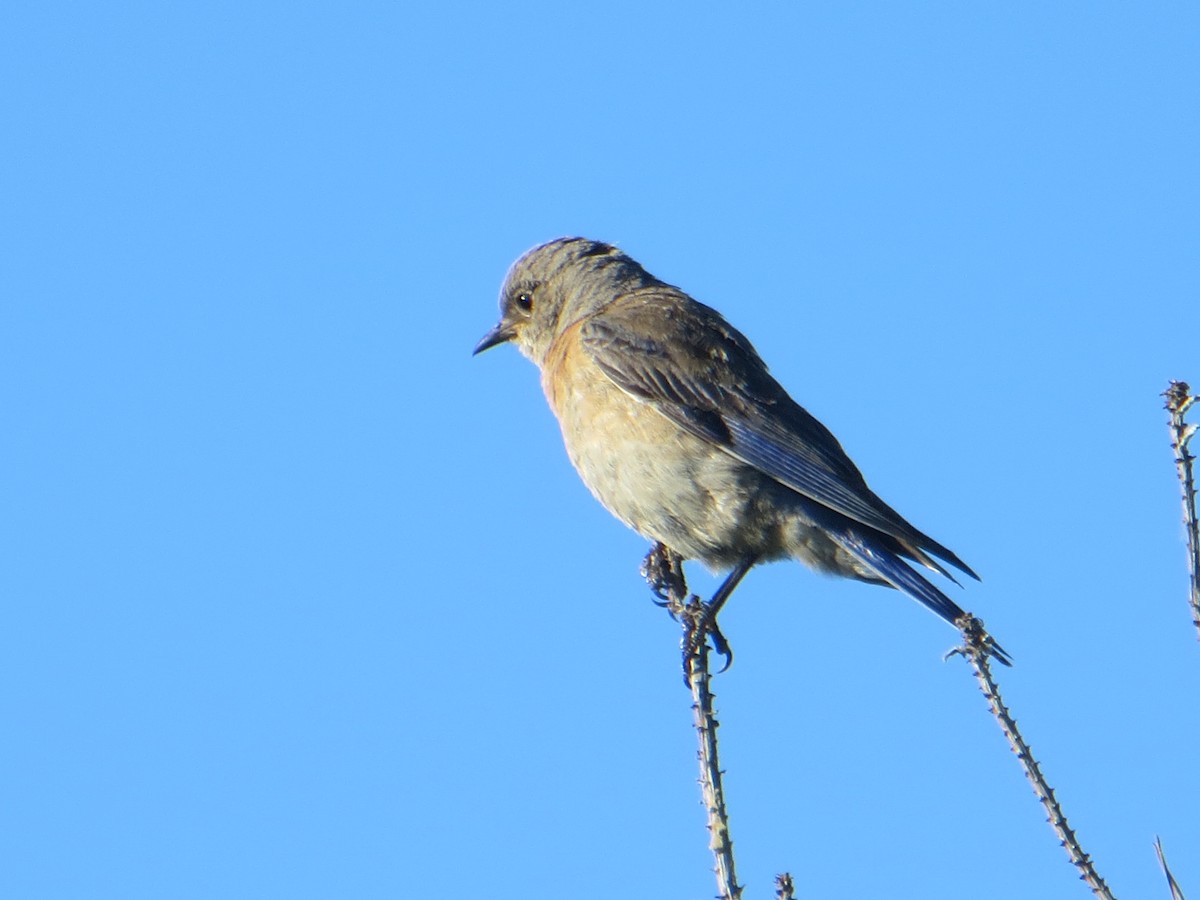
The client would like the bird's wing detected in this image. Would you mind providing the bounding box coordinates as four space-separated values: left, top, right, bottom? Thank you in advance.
580 288 977 582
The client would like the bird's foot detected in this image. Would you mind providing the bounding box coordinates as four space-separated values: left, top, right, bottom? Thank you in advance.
677 595 734 684
641 542 687 607
639 543 736 682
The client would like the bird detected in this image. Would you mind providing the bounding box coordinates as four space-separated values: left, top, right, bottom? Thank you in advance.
474 237 1008 664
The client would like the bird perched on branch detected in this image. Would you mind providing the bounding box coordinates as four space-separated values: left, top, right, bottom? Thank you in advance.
474 237 1008 665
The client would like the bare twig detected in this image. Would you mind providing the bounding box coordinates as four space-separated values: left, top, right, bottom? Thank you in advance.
1164 381 1200 641
950 616 1116 899
653 547 742 900
775 872 796 899
1155 836 1188 900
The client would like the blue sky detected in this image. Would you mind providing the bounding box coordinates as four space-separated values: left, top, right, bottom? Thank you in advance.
3 2 1198 898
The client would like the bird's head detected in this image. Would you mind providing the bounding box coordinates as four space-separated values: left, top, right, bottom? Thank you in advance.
473 237 657 367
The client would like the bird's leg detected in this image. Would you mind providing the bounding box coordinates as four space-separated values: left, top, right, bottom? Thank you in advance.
642 544 755 678
689 556 758 673
641 541 688 607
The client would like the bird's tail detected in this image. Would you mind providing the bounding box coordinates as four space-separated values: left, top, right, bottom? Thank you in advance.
825 526 1012 666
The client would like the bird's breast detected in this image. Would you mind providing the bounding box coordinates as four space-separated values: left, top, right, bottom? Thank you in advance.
539 333 786 567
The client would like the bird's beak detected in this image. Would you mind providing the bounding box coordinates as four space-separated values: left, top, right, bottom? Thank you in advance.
473 321 516 355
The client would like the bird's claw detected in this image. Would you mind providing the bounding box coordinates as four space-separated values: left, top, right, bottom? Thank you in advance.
709 617 733 673
680 596 734 682
641 541 686 607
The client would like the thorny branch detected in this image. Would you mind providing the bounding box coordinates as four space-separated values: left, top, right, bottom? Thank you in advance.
1164 381 1200 641
951 616 1116 899
644 542 742 900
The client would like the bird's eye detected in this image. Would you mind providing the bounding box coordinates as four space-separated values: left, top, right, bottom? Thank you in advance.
515 292 533 312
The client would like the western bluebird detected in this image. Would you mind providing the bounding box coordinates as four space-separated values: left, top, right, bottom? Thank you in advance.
475 237 1008 664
